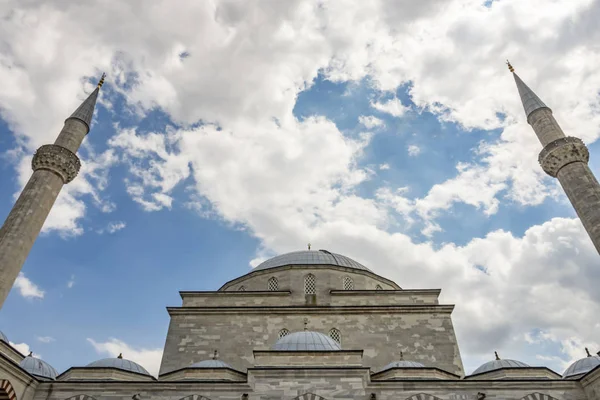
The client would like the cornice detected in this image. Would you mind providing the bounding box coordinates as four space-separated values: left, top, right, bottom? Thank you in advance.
330 289 441 296
179 291 291 299
218 265 402 291
0 352 38 385
167 304 455 315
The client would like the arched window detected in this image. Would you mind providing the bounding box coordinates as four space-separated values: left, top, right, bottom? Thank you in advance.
343 276 354 290
238 285 246 291
268 277 278 291
329 328 341 344
375 284 383 290
278 328 289 338
304 274 316 295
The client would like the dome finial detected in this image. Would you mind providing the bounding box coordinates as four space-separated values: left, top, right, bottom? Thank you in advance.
494 351 500 360
212 349 218 360
586 347 592 357
506 60 514 73
117 353 123 359
307 243 311 250
28 351 33 357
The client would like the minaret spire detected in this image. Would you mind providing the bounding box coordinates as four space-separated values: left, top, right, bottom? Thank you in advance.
0 73 106 308
508 63 600 255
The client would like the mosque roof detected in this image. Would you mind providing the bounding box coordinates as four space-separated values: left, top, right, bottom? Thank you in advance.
563 350 600 379
272 331 341 351
472 353 529 375
381 360 426 371
190 359 232 368
255 250 371 272
86 354 150 376
20 354 58 379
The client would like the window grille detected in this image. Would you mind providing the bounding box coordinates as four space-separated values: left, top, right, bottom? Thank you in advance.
268 277 279 291
278 328 289 338
375 284 383 290
343 276 354 290
304 274 316 295
329 328 341 344
239 285 246 291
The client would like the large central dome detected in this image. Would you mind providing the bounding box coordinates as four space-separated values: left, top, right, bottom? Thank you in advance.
254 250 371 272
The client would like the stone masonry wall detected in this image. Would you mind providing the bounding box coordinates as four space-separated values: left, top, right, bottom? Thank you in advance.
159 306 463 377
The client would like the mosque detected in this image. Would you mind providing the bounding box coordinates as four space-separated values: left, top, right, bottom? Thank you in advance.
1 65 600 400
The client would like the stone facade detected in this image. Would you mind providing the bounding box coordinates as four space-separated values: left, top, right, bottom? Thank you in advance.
2 258 600 399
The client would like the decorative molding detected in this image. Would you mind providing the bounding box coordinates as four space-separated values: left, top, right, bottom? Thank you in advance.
65 395 98 400
405 394 442 400
32 144 80 183
0 380 16 400
538 137 589 177
178 395 211 400
292 393 328 400
520 394 559 400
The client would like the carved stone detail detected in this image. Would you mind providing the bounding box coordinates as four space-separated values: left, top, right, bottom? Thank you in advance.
32 144 81 183
538 136 589 177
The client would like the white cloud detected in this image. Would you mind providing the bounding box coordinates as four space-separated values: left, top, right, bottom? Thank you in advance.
407 144 421 156
358 115 385 129
67 275 75 289
370 98 409 118
13 273 44 299
9 341 39 358
379 163 390 170
36 336 55 343
87 338 163 377
98 221 127 234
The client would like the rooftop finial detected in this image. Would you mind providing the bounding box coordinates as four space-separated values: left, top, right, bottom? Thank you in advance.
494 351 500 360
586 347 592 357
307 243 311 250
506 60 514 73
303 318 308 331
28 351 33 357
117 353 123 359
213 349 218 360
97 72 106 88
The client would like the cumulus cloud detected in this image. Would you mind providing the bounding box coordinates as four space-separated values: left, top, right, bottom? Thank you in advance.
379 163 390 170
407 144 421 156
67 275 75 289
9 341 39 358
13 273 44 299
87 338 163 377
1 0 600 376
358 115 385 129
370 98 409 118
98 221 127 234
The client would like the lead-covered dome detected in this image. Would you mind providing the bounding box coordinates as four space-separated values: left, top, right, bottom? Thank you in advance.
255 250 371 272
191 359 232 368
272 331 341 351
20 353 58 380
381 360 425 371
86 354 150 376
472 353 529 375
563 350 600 379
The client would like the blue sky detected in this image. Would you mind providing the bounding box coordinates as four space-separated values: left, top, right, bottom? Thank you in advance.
0 0 599 377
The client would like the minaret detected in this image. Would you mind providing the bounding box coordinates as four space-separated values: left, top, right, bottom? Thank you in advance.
0 74 105 308
508 62 600 254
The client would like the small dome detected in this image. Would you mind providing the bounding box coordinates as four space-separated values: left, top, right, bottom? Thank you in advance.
381 360 426 371
563 354 600 379
0 331 7 343
86 354 150 376
190 359 231 368
472 353 529 375
272 331 341 351
255 250 371 272
19 354 58 380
